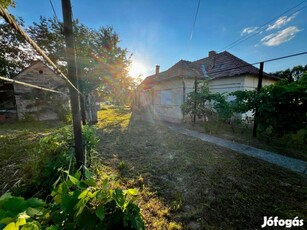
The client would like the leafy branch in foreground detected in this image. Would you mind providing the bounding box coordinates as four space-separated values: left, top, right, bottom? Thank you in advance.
0 169 144 230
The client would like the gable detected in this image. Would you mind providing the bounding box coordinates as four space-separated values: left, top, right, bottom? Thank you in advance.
14 61 67 94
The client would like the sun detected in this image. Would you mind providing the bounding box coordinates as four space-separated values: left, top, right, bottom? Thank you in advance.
128 61 147 79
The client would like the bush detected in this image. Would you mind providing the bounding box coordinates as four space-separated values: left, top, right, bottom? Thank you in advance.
0 169 144 230
181 82 233 122
17 125 99 198
231 75 307 138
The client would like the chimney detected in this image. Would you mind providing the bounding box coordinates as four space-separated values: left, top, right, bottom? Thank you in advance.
155 65 160 76
208 51 216 58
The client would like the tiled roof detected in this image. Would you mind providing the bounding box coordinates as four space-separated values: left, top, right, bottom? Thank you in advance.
139 51 277 88
193 51 271 79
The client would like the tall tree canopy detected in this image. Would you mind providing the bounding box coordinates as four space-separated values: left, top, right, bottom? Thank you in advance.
0 16 134 104
272 65 307 82
0 0 15 8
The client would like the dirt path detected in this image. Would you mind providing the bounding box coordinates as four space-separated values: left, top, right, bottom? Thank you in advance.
168 124 307 175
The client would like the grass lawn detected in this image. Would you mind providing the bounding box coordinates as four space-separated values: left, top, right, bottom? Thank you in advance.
96 107 307 229
0 121 65 195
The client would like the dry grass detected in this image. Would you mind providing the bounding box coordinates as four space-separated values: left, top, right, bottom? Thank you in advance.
95 107 307 229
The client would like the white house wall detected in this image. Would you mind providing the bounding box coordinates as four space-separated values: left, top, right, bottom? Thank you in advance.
152 78 192 122
243 75 276 90
208 76 245 101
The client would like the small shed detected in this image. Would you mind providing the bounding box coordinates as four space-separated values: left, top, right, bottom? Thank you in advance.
13 61 70 121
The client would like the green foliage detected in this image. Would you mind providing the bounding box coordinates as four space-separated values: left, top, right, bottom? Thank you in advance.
20 125 99 198
48 170 144 230
231 75 307 138
0 170 144 230
272 65 307 82
181 82 233 122
26 17 133 105
0 0 15 8
0 17 30 78
0 193 45 230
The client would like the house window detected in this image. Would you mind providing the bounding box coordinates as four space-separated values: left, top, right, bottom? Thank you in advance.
160 90 173 105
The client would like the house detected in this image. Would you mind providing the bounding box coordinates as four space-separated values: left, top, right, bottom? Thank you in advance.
13 61 70 121
136 51 278 122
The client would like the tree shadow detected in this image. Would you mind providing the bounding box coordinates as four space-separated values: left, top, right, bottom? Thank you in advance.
95 111 307 229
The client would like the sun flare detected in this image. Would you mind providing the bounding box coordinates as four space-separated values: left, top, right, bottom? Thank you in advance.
129 61 147 79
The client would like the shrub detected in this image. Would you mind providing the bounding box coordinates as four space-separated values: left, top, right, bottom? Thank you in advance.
18 125 99 198
0 169 144 230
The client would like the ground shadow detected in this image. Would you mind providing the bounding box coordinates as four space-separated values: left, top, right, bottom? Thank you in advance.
96 110 307 229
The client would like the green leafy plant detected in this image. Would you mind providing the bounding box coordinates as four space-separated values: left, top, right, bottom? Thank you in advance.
48 169 144 229
231 74 307 138
181 82 233 122
0 169 144 230
0 193 45 230
18 125 99 198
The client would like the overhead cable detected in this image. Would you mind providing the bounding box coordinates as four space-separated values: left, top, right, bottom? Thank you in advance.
49 0 59 23
0 76 68 95
219 0 307 52
190 0 201 41
0 5 81 94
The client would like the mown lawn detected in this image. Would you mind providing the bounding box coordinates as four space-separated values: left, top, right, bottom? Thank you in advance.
96 107 307 229
0 121 64 195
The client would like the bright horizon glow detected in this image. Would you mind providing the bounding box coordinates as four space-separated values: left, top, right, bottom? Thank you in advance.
128 61 148 79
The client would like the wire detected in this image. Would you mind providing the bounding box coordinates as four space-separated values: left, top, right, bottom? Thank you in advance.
49 0 59 23
0 76 68 95
224 5 307 52
0 5 82 95
190 0 201 41
218 0 306 52
254 51 307 64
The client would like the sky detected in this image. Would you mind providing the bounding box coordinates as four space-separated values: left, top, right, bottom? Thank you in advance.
6 0 307 78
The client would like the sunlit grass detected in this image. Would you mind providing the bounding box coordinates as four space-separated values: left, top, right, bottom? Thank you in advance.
97 106 131 130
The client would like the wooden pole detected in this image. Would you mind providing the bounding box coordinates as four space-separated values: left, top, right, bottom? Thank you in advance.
253 62 264 137
193 76 197 124
77 61 87 125
61 0 85 169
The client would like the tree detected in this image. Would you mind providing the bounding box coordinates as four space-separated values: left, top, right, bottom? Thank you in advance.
0 18 37 77
26 17 133 104
272 65 307 82
0 0 15 8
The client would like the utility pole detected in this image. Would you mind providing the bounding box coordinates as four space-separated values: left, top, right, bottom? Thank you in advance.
61 0 85 169
193 76 198 125
253 62 264 137
77 61 87 125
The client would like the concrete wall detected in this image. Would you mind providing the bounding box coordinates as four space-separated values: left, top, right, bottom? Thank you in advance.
14 61 69 121
151 79 183 122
